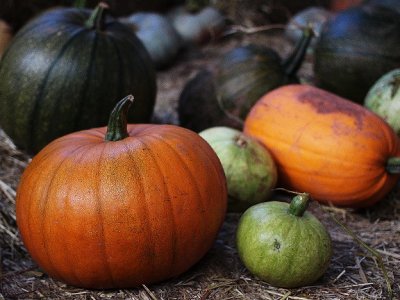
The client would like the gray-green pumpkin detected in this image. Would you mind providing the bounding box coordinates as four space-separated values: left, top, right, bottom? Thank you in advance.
364 68 400 135
0 4 156 154
120 12 182 69
199 127 277 212
236 193 332 288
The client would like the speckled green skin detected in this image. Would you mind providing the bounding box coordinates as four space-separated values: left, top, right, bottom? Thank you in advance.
365 69 400 135
236 200 332 288
199 127 277 212
0 7 156 153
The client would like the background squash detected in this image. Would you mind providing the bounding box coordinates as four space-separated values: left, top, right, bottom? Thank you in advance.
314 4 400 103
120 12 182 69
244 84 400 207
178 27 314 132
167 6 226 46
0 3 156 154
364 69 400 135
16 96 227 289
199 126 277 212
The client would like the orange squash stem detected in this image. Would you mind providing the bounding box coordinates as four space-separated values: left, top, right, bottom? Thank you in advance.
105 95 134 142
386 157 400 174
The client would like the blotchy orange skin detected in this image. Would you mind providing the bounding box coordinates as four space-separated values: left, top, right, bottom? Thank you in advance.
244 84 400 207
16 124 227 289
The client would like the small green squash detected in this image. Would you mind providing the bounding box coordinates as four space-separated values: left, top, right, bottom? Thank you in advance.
364 68 400 135
178 27 314 132
314 4 400 103
0 3 156 153
236 193 332 288
199 126 277 212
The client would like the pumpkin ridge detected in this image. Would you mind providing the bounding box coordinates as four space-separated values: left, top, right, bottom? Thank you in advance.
106 35 125 109
147 134 209 247
148 133 208 211
56 143 93 287
179 129 228 212
305 217 332 279
120 139 158 280
28 27 90 149
36 142 91 283
71 31 99 131
95 143 119 286
164 130 227 206
107 33 156 120
118 31 157 95
133 137 179 275
0 26 71 141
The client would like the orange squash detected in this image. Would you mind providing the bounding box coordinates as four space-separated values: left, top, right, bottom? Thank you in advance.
244 84 400 207
16 96 227 289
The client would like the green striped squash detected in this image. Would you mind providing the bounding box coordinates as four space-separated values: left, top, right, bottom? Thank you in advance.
0 4 156 153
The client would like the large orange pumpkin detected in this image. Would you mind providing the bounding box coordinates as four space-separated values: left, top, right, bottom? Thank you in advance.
16 96 227 289
244 84 400 207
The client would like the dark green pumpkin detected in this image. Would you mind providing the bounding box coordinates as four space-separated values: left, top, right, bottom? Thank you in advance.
178 27 313 132
314 4 400 103
0 4 156 153
362 0 400 13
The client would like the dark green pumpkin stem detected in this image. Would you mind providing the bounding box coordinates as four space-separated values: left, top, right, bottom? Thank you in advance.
288 193 310 217
105 95 134 142
85 2 109 31
282 25 314 81
386 157 400 174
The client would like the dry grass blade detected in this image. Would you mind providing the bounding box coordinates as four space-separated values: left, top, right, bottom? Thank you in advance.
323 206 394 299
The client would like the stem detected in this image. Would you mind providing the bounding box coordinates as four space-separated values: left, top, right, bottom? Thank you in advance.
235 134 248 148
85 2 109 31
73 0 86 8
386 157 400 174
282 25 314 82
105 95 134 142
288 193 310 217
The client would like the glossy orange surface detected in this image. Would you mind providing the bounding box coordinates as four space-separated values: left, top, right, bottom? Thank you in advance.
16 124 227 288
244 84 400 207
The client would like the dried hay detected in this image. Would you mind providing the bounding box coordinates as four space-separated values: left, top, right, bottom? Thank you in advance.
0 18 399 300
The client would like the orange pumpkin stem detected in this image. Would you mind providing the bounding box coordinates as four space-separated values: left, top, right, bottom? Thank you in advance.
288 193 310 217
85 2 109 31
105 95 134 142
282 25 314 82
386 157 400 174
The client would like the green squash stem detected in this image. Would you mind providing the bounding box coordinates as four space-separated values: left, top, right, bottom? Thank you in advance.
105 95 134 142
85 2 109 31
288 193 310 217
282 26 314 82
386 157 400 174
